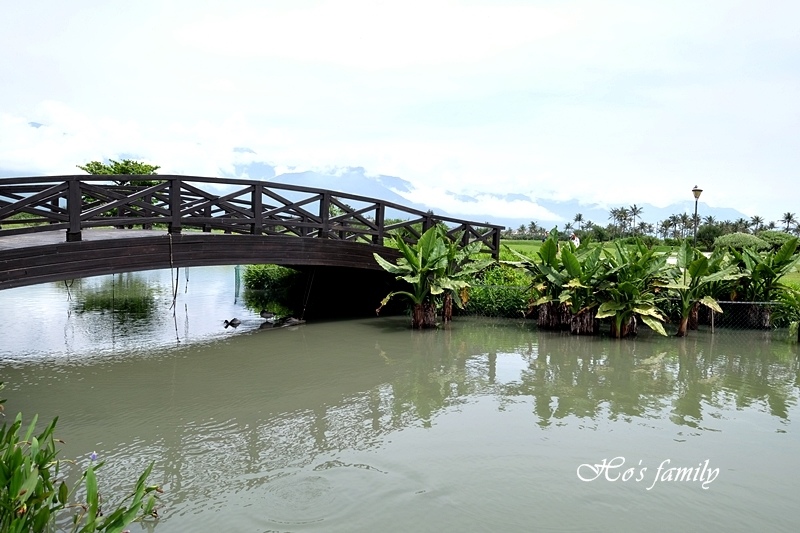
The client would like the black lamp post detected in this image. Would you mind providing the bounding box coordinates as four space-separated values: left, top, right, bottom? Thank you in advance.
692 185 703 246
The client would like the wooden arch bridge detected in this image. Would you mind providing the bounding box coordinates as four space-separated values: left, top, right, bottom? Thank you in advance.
0 175 503 291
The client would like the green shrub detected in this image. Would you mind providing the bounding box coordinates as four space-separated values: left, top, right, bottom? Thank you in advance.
714 232 770 251
619 235 661 248
464 264 533 318
242 264 300 292
772 287 800 328
242 264 302 314
590 225 611 242
757 230 795 251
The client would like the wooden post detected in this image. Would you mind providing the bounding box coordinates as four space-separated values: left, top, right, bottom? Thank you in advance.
66 178 82 241
491 227 501 259
422 214 434 233
203 204 211 232
169 178 182 234
251 185 263 235
320 192 330 238
374 203 385 245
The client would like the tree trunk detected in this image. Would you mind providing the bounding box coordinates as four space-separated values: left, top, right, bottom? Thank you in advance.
676 316 689 337
538 302 570 330
688 303 699 330
412 302 438 329
745 304 771 329
611 315 638 338
442 293 453 323
570 308 599 335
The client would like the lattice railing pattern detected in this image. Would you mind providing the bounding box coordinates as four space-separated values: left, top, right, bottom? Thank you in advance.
0 175 503 257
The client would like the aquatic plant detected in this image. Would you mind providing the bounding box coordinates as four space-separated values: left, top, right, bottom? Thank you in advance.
0 382 160 533
374 225 491 328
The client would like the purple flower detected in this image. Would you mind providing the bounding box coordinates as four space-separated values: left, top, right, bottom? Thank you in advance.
90 451 98 462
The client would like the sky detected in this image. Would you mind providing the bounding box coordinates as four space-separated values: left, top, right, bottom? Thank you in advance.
1 0 798 225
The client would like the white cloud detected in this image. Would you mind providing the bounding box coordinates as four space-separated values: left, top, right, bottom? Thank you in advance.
1 1 799 225
397 186 563 222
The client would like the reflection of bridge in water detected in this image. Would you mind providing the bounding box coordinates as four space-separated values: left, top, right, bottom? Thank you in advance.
0 175 504 290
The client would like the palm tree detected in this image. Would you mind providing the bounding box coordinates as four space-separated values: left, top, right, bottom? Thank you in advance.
629 204 643 235
734 218 750 233
703 215 717 226
780 212 797 232
658 220 672 239
574 213 584 231
720 220 734 234
528 221 539 238
517 224 526 237
679 213 692 238
608 208 621 237
609 207 629 237
750 215 764 233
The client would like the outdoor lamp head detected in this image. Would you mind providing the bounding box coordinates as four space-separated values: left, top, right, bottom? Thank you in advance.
692 186 703 200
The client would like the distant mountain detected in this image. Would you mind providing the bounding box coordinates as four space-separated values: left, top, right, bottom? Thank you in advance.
2 155 749 231
267 167 416 206
237 161 750 231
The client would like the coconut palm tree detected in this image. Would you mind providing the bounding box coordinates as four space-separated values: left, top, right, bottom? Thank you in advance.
703 215 717 226
750 215 764 233
574 213 584 231
679 213 692 238
608 208 621 237
780 212 797 232
734 218 750 233
658 220 671 239
528 221 539 238
610 207 629 237
629 204 643 235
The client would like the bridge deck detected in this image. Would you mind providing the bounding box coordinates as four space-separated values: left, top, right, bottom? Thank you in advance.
0 228 166 251
0 229 404 290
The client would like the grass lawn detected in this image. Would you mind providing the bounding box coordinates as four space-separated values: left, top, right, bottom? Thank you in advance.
501 239 630 259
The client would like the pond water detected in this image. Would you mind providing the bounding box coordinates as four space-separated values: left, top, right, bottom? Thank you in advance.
1 267 799 532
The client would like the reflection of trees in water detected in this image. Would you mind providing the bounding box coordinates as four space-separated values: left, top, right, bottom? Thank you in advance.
241 289 293 318
375 322 799 433
26 318 797 519
66 274 163 335
521 331 799 429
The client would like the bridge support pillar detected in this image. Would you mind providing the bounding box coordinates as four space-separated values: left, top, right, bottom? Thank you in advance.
66 230 82 242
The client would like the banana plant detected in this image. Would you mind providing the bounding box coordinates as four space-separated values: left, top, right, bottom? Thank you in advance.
374 225 489 328
440 231 494 322
724 237 800 328
503 229 572 330
728 237 800 303
661 240 741 337
557 244 605 334
595 239 669 338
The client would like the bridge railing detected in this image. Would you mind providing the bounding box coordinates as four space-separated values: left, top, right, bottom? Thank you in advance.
0 175 504 258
